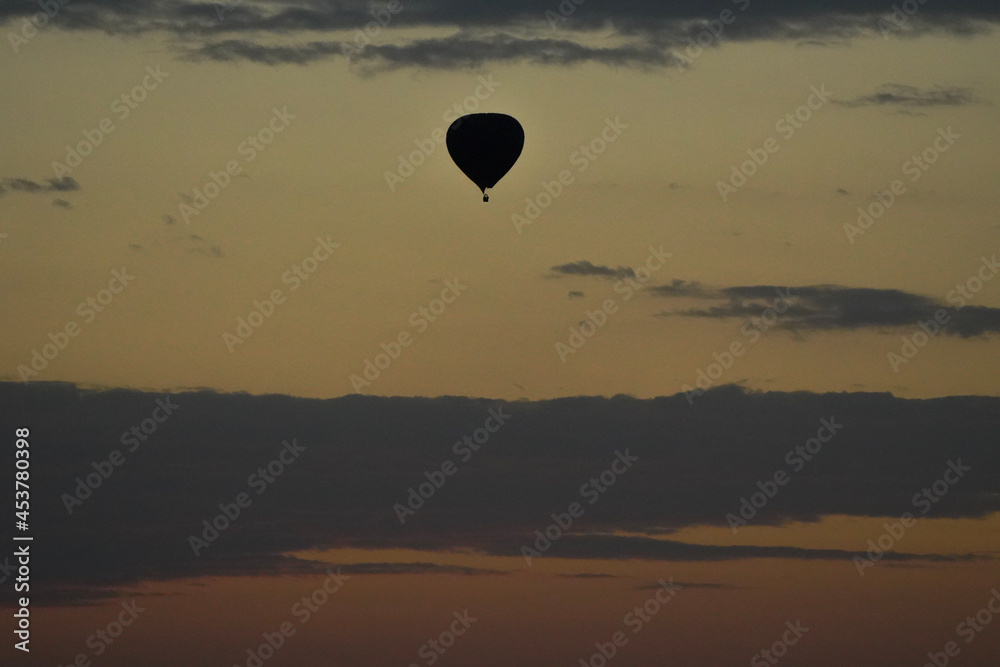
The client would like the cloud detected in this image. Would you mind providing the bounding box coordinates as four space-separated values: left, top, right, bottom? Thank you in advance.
335 562 509 576
179 233 224 258
647 279 712 298
835 83 979 108
2 1 997 70
653 281 1000 337
187 39 346 66
0 176 80 197
48 176 80 191
2 178 44 193
186 34 681 70
52 198 73 208
634 580 736 590
26 587 145 608
490 534 979 564
188 243 225 258
551 260 636 280
0 382 997 605
4 0 999 36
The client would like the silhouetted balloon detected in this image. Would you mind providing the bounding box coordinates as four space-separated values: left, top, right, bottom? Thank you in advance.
446 113 524 202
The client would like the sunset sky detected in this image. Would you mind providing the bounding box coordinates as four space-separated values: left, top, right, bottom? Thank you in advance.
1 1 999 666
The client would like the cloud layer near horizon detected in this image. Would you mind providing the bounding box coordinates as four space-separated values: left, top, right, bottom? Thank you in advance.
1 382 997 605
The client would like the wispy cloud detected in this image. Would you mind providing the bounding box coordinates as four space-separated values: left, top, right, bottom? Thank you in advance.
0 176 80 197
654 282 1000 337
835 83 979 108
336 562 509 576
551 260 636 280
482 533 981 564
186 35 681 71
2 1 997 70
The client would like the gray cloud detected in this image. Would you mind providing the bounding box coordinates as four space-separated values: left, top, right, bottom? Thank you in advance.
1 381 997 605
485 533 980 564
648 279 712 298
551 260 636 280
188 244 225 258
653 281 1000 337
3 0 999 35
634 580 736 590
336 562 509 576
186 34 680 70
1 1 997 70
0 176 79 197
835 83 979 108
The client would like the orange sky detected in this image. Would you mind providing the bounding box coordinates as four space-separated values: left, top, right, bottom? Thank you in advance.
3 3 1000 666
31 532 1000 666
2 30 999 401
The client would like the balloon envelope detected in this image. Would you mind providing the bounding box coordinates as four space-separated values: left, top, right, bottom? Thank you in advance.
446 113 524 201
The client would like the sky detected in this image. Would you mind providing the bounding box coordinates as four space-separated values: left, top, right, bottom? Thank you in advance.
1 1 999 665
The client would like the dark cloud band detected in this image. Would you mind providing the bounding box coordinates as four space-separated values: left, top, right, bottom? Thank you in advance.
1 382 997 605
2 1 997 69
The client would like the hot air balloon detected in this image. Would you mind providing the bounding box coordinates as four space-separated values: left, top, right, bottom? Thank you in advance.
446 113 524 202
